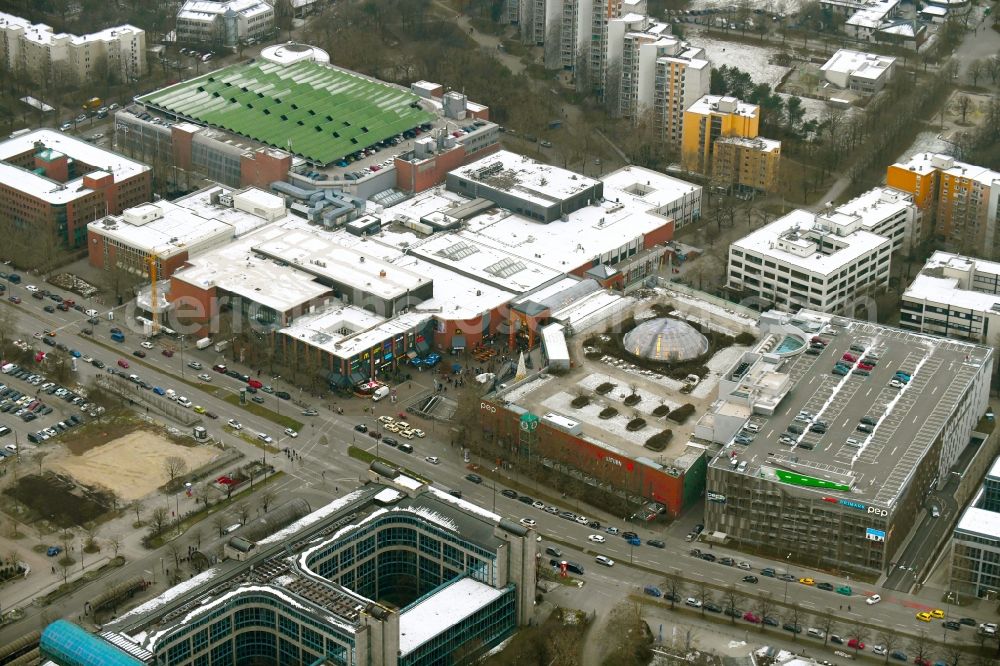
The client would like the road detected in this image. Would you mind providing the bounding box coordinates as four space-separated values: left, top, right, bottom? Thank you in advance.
0 274 995 647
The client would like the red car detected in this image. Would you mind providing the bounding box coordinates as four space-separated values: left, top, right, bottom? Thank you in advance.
743 612 761 624
914 659 930 666
213 364 227 373
117 359 130 368
63 299 75 307
8 296 20 304
858 362 874 371
810 336 827 345
848 638 865 650
162 349 174 357
247 379 263 389
842 353 857 363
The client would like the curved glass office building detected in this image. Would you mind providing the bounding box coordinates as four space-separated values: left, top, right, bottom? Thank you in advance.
41 468 536 666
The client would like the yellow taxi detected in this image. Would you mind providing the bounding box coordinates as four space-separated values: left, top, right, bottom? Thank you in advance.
193 405 206 414
916 612 932 622
930 609 945 619
799 577 815 586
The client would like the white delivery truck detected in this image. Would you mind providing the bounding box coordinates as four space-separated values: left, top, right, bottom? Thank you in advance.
214 340 229 353
372 386 390 401
195 337 212 350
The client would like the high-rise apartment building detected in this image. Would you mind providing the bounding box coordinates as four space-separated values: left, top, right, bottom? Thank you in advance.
887 153 1000 258
0 12 144 84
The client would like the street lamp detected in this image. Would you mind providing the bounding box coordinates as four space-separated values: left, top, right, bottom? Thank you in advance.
179 335 187 377
272 375 281 420
783 552 792 603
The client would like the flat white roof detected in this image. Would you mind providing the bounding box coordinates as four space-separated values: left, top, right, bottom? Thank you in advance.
834 186 913 228
172 222 330 312
715 136 781 152
398 578 506 656
902 251 1000 313
731 209 890 275
821 49 896 79
541 323 569 361
89 201 234 259
957 490 1000 539
450 150 600 208
847 0 899 28
279 305 429 359
894 153 1000 187
259 43 330 65
178 0 270 20
0 12 142 47
252 221 427 301
687 95 759 118
0 128 148 203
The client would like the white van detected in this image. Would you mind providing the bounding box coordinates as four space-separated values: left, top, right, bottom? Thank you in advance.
372 386 390 402
745 423 760 433
176 396 193 408
1 363 15 374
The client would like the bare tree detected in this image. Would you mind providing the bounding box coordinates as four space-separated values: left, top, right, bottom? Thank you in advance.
163 456 187 485
814 609 837 646
851 621 870 655
149 506 169 536
131 499 144 527
211 514 225 538
259 490 276 514
166 541 182 576
942 643 964 666
955 94 973 124
34 451 46 475
236 502 251 526
909 630 931 665
786 603 803 640
968 59 987 87
876 628 902 663
107 534 122 559
602 600 649 665
987 55 1000 84
695 579 712 616
753 592 776 632
662 569 684 610
723 584 744 624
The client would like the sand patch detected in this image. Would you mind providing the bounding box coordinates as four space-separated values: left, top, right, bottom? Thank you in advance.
47 431 219 501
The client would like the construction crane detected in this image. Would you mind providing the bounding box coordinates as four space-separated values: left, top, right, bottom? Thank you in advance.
147 253 160 337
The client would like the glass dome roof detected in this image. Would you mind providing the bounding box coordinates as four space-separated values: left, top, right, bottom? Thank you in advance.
623 318 708 362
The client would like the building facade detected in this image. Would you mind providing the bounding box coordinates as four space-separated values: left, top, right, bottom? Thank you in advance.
704 310 992 575
711 136 781 193
951 457 1000 598
176 0 274 48
900 251 1000 343
0 129 151 249
40 479 536 666
0 12 144 84
887 153 1000 258
820 49 896 94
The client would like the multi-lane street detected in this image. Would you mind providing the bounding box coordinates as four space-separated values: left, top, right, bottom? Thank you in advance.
0 272 992 649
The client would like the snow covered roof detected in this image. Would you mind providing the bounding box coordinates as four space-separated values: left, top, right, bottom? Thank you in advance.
821 49 896 81
686 95 759 119
178 0 271 20
902 251 1000 313
893 153 1000 187
260 43 330 65
731 208 890 275
279 306 429 359
0 129 148 204
957 488 1000 540
398 578 507 656
450 150 601 208
846 0 900 28
0 12 142 47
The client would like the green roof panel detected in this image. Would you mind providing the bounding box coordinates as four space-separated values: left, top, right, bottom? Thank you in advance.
139 60 435 164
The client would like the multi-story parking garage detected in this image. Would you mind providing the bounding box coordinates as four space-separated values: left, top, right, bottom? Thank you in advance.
40 467 536 666
703 310 992 575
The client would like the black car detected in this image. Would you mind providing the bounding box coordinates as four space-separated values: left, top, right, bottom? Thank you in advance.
647 539 666 549
891 652 908 662
724 607 742 618
830 635 845 645
204 411 218 420
251 395 265 404
959 617 977 626
809 424 827 434
665 592 681 602
622 531 638 540
704 602 723 613
763 616 779 627
783 623 802 634
817 582 834 591
382 437 398 447
276 391 291 400
91 360 104 368
43 305 55 313
49 293 62 302
719 557 735 566
465 474 482 484
588 520 601 529
501 489 517 499
860 415 878 426
560 511 576 520
943 621 961 631
354 424 368 433
226 370 241 379
701 553 716 562
517 495 534 504
742 575 758 584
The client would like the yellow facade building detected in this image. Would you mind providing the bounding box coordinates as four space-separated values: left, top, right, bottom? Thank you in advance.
681 95 780 193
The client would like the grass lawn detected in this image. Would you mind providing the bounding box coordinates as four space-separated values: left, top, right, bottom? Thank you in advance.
222 393 303 431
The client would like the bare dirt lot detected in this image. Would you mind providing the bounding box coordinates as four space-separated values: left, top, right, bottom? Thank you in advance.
46 430 219 501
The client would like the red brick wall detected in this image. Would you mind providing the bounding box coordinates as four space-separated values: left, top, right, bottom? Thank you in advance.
642 219 675 248
480 401 686 516
171 125 195 172
241 149 291 189
167 274 217 336
395 142 501 193
36 152 68 182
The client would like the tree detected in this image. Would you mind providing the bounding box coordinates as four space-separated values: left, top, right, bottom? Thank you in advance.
662 569 684 610
753 593 776 631
909 630 931 665
163 456 187 485
602 601 651 665
955 94 973 124
785 96 805 131
942 643 964 666
814 609 837 646
212 514 225 538
166 541 182 576
695 579 711 616
259 490 275 514
986 56 1000 84
851 621 870 655
131 499 144 527
107 534 122 559
237 502 251 526
876 628 902 663
34 451 46 475
786 603 803 640
723 584 744 624
968 59 987 87
149 506 169 536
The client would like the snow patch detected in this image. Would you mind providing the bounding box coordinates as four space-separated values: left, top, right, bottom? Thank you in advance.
697 36 790 88
425 485 502 522
257 489 367 546
117 568 219 622
394 505 458 532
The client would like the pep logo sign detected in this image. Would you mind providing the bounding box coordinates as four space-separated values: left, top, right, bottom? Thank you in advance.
480 402 496 413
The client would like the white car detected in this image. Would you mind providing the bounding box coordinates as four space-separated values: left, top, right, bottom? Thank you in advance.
176 397 192 408
227 419 242 430
85 309 98 317
737 561 751 570
889 379 904 389
188 361 202 370
587 534 605 543
257 432 273 444
424 456 439 464
25 285 37 292
872 646 887 656
412 428 425 438
685 597 702 608
197 373 212 382
520 517 536 527
575 516 589 525
140 341 154 349
866 594 881 605
284 428 298 438
595 555 615 567
532 500 545 510
81 355 93 363
378 415 394 424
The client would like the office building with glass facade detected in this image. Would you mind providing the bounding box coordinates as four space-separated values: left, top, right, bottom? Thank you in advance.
40 471 536 666
951 456 1000 598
